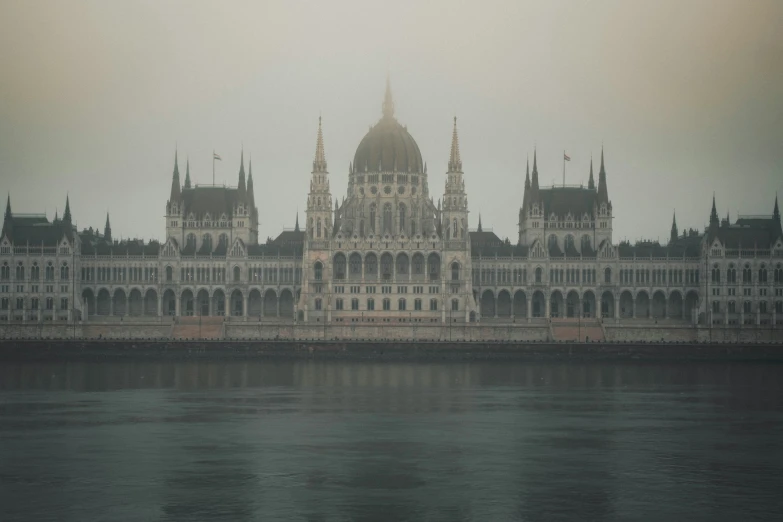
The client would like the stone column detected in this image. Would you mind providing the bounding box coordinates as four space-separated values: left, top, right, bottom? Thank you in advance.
527 297 532 323
545 294 550 319
175 292 180 317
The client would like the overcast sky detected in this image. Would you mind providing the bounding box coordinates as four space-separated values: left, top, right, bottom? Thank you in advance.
1 0 781 244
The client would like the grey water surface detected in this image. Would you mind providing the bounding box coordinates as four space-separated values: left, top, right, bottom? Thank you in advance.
1 360 782 521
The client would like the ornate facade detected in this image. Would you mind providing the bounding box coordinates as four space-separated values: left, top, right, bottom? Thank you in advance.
1 81 782 332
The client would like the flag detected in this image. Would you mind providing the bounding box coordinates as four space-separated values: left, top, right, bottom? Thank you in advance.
564 152 571 161
213 152 222 161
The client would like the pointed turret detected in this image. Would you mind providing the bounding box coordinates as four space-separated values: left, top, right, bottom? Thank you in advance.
773 194 780 225
313 116 327 173
247 158 256 208
238 149 246 195
477 213 483 233
709 194 719 230
169 150 182 200
184 158 191 189
295 211 300 232
448 117 462 172
382 75 394 119
588 156 595 190
104 212 112 242
53 209 59 223
63 195 72 223
531 148 540 192
597 148 609 202
670 211 678 244
2 193 11 236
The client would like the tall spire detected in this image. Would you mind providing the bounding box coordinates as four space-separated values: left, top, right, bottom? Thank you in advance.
670 211 678 243
382 75 395 119
4 193 10 221
313 116 327 172
448 116 462 172
709 193 719 229
477 213 483 232
774 193 781 236
247 157 255 207
104 212 112 242
170 150 181 200
238 149 246 194
597 147 609 202
588 156 595 190
531 148 539 191
295 211 300 232
1 194 10 237
63 195 71 223
184 158 191 189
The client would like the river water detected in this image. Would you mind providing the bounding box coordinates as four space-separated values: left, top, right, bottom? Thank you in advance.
1 360 782 521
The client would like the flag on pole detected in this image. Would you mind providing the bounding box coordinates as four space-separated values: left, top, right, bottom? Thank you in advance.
564 152 571 161
213 152 222 161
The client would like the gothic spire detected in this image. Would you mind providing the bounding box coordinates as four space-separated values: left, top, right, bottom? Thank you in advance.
184 157 191 189
170 150 181 200
531 148 539 191
524 156 531 189
448 116 462 172
774 193 782 236
247 157 255 206
53 209 59 222
477 213 483 232
63 195 71 223
238 149 246 194
382 75 394 119
597 147 609 202
709 193 719 229
1 194 10 237
104 212 112 242
313 116 327 173
588 156 595 190
670 211 678 243
295 211 300 232
4 193 10 221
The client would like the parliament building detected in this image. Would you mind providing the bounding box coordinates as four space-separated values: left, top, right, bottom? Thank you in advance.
2 81 782 339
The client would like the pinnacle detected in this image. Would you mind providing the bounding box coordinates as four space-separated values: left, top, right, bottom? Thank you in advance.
448 116 462 172
382 75 395 119
313 116 327 172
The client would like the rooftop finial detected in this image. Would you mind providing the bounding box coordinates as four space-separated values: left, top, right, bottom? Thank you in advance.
477 213 483 232
63 194 71 223
382 75 395 119
588 155 595 190
295 211 300 232
184 157 192 189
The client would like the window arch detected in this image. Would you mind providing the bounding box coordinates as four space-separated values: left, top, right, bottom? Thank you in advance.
1 262 9 281
202 233 213 252
727 264 737 284
535 267 543 283
451 262 460 281
314 261 323 281
166 266 173 282
547 234 558 252
759 264 768 284
743 264 752 284
604 267 612 283
333 253 346 280
775 263 783 284
398 298 406 311
233 266 241 282
367 298 375 311
399 203 406 233
712 264 721 284
564 235 575 252
30 262 40 281
427 253 441 281
369 203 376 233
60 262 69 280
581 235 591 252
186 233 196 250
16 262 24 281
45 262 54 281
383 203 392 233
317 218 322 238
218 233 228 249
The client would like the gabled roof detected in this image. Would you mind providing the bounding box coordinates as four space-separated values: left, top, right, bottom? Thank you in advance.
469 230 528 257
181 186 238 218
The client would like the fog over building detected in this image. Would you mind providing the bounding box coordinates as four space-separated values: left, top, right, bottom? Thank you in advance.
2 81 782 335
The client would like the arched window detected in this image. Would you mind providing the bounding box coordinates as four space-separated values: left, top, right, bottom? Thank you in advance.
410 219 416 236
218 233 228 249
398 298 406 311
775 264 783 284
383 203 392 233
452 299 459 311
381 253 393 280
383 298 391 311
202 233 213 252
310 218 314 239
564 235 575 252
60 262 69 280
15 263 25 280
314 262 323 281
759 265 768 284
317 218 322 238
349 253 362 278
451 262 460 281
427 253 440 281
604 267 611 283
166 266 173 282
369 203 376 233
742 264 751 284
186 233 196 250
367 298 375 311
453 219 458 239
0 262 9 280
535 267 543 283
31 262 39 281
233 266 241 282
359 220 365 237
727 264 736 284
581 235 591 252
412 254 424 276
712 264 721 284
548 235 558 252
45 262 54 281
399 204 406 233
333 253 346 280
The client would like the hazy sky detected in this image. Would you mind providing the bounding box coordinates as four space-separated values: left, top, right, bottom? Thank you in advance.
1 0 782 244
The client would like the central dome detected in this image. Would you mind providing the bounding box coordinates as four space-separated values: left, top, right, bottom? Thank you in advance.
352 80 424 174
